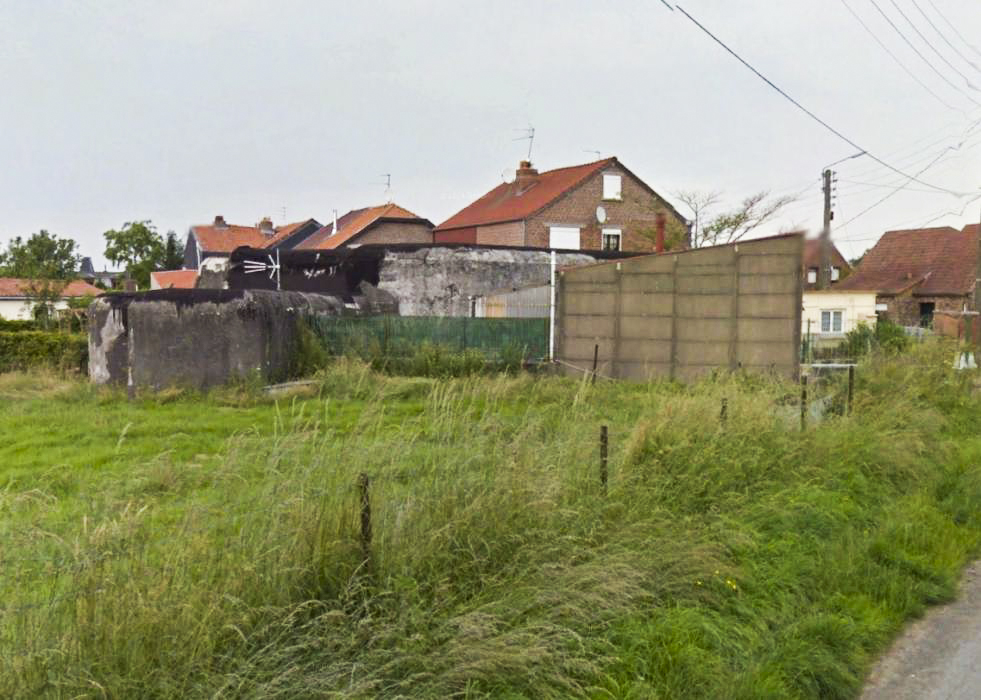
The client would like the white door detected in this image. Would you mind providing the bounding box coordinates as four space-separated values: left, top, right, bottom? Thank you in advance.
549 226 581 250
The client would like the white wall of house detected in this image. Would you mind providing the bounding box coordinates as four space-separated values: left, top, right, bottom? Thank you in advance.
0 298 70 321
802 291 877 340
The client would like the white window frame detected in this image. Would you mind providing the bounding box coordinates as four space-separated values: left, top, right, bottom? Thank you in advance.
548 225 581 250
820 309 844 334
831 266 841 282
602 174 622 201
807 268 817 284
601 228 622 252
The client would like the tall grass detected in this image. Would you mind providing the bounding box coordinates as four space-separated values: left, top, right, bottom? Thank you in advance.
1 344 980 698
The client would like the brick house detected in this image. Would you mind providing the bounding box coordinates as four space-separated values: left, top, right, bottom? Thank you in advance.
296 203 433 250
183 215 322 269
801 238 851 290
836 224 979 327
434 157 688 252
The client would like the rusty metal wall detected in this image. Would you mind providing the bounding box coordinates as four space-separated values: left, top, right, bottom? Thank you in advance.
555 233 803 381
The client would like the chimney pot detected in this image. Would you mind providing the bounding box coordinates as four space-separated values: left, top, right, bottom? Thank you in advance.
214 215 227 228
515 160 539 188
259 217 274 236
655 211 667 253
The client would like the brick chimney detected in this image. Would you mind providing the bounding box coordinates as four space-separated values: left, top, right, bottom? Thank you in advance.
259 217 274 236
655 211 667 253
214 215 228 229
515 160 539 188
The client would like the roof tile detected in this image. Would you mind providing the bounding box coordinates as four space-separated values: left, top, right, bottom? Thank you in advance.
435 158 616 231
836 225 977 295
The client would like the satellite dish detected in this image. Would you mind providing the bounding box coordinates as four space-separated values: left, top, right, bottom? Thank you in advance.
596 206 607 224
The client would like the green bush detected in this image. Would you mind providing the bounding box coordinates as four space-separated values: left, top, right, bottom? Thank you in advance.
0 319 38 332
839 320 910 358
0 331 88 373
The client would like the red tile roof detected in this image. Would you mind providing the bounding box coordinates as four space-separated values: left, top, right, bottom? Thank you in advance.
802 238 850 269
151 270 198 289
836 225 978 296
192 224 269 253
297 203 430 250
0 278 103 298
436 158 617 231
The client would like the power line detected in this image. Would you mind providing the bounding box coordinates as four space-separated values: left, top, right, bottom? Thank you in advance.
924 0 981 61
885 0 980 89
674 4 972 195
865 0 981 105
908 0 981 74
838 0 962 111
836 149 953 231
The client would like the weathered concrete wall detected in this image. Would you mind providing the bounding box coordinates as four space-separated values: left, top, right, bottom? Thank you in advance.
88 289 349 389
377 247 601 316
556 233 803 382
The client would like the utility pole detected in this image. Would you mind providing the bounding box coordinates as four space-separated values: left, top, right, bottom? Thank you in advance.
975 207 981 313
819 168 833 290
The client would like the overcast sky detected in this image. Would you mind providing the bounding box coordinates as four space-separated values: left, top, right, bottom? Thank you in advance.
2 0 980 268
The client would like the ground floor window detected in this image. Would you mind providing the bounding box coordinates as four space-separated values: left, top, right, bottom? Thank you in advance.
919 302 935 328
821 309 843 333
601 228 622 251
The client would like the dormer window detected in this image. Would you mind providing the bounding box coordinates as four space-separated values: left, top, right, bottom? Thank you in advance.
831 266 841 282
603 174 622 200
807 268 817 284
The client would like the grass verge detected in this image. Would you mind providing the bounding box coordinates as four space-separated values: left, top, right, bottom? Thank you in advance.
1 346 980 698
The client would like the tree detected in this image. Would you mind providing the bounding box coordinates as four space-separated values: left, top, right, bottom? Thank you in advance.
103 221 166 289
675 190 796 248
0 231 81 328
163 231 184 270
0 230 80 279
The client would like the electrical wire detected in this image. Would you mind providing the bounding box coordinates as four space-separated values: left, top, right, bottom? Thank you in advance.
925 0 981 60
908 0 981 74
886 0 980 89
865 0 981 105
674 4 973 196
838 0 963 111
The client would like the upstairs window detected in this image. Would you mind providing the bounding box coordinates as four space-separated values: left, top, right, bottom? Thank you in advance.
831 266 841 282
601 228 622 252
807 267 817 284
603 174 622 200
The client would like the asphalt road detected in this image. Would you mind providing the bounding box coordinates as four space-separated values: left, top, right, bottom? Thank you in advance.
862 560 981 700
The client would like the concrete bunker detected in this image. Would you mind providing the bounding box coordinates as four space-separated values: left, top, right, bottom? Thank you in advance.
88 288 389 389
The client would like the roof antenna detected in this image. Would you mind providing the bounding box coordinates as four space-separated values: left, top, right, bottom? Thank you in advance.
280 205 287 222
583 149 602 160
380 173 392 203
513 125 535 161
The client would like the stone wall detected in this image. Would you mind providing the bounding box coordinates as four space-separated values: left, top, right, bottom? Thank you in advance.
377 247 603 316
89 289 349 389
877 291 971 327
355 221 433 246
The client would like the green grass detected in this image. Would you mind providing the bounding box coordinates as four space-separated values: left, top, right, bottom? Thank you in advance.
1 346 980 699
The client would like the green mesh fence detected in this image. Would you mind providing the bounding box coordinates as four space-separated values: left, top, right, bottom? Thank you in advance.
309 315 549 361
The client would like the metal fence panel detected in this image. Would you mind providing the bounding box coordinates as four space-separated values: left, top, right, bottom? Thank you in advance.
309 315 549 360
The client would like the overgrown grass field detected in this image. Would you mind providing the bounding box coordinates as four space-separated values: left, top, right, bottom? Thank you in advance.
2 345 980 698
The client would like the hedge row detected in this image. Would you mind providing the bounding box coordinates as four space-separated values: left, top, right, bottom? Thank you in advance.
0 319 39 332
0 331 88 374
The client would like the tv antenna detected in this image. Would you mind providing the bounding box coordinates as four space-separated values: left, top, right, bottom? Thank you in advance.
379 173 392 202
583 149 602 160
280 205 287 222
513 125 535 160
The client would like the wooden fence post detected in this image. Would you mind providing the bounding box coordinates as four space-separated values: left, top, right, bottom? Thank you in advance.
847 365 855 416
800 375 808 431
591 343 599 385
720 397 728 425
358 473 372 561
600 425 608 494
